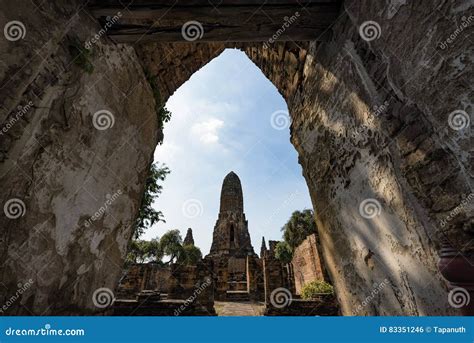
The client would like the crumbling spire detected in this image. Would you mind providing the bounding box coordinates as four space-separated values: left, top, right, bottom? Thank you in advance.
260 236 267 258
183 228 195 246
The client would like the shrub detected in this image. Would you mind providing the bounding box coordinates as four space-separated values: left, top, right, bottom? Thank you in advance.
301 280 334 299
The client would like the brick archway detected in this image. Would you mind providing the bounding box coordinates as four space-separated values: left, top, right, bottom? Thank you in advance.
0 0 471 315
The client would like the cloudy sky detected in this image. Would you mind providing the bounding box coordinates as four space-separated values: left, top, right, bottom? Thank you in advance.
143 49 312 255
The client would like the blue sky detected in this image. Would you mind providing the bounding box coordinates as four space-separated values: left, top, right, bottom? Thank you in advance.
144 48 312 255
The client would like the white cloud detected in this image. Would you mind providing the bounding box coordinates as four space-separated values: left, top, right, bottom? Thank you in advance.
191 118 224 144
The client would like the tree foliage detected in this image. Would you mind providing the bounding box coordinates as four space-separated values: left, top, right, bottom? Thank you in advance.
133 162 170 239
281 209 316 251
126 229 203 266
125 238 163 264
274 241 293 264
178 244 203 266
160 229 183 263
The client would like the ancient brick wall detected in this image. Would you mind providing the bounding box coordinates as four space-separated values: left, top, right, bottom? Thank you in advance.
0 0 471 316
0 0 159 315
292 234 325 294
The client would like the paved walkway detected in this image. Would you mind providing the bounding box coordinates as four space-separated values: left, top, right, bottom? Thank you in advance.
214 301 265 316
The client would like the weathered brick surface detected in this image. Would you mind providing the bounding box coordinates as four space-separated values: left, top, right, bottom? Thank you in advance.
0 0 470 316
292 234 325 294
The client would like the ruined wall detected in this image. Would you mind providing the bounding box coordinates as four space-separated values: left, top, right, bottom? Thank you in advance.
292 234 325 294
0 0 471 316
0 1 159 314
242 1 471 316
286 2 471 315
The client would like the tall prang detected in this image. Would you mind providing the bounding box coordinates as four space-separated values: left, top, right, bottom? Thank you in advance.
207 171 256 257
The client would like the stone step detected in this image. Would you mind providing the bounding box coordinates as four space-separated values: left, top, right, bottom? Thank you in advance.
226 291 250 301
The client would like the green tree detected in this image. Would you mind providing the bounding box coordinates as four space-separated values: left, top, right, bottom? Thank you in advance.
133 162 170 239
126 240 150 264
178 245 203 266
160 229 183 263
147 238 163 263
274 241 293 264
281 209 316 251
125 237 164 265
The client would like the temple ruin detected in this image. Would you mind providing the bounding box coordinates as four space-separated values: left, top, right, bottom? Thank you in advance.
0 0 472 316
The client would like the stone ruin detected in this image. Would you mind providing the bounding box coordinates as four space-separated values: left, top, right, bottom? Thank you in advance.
1 0 471 316
114 171 315 315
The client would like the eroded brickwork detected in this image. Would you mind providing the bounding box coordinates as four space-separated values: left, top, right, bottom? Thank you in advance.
292 234 325 294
